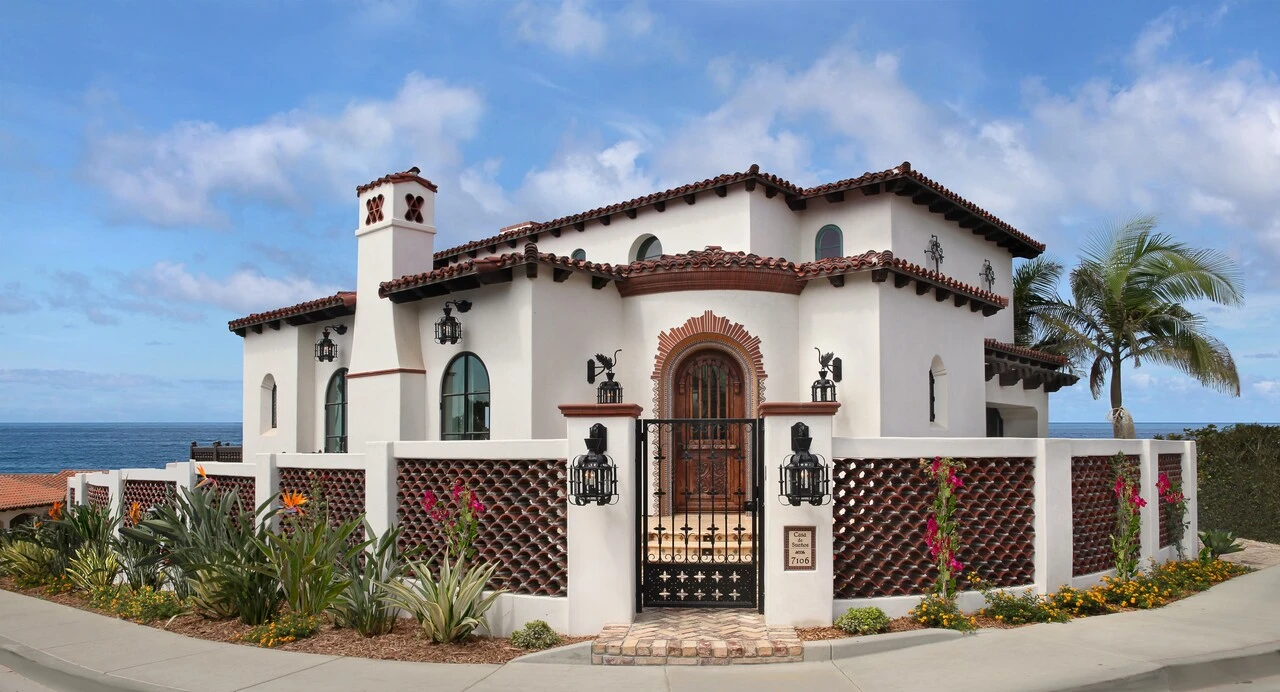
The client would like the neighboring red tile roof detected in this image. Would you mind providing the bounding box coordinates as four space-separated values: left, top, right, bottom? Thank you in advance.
798 250 1009 307
0 471 78 512
984 339 1071 367
433 161 1044 262
355 167 438 195
228 291 356 334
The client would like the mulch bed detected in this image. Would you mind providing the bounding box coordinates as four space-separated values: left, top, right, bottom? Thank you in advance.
797 614 1018 641
0 577 586 665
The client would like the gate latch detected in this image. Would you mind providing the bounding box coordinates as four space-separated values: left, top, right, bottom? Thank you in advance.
741 499 757 512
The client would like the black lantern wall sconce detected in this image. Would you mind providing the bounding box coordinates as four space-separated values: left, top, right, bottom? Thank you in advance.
434 300 472 345
314 325 348 362
778 422 831 507
925 234 945 272
812 348 842 403
980 259 996 291
586 350 623 404
569 423 619 506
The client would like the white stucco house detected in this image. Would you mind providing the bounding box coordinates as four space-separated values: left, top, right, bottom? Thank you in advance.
228 162 1077 459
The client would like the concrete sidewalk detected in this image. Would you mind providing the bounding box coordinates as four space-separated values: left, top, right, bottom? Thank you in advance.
1 567 1278 692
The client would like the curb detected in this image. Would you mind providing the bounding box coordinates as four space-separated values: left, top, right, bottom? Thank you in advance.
803 629 962 661
1059 643 1280 692
509 641 594 665
0 637 177 692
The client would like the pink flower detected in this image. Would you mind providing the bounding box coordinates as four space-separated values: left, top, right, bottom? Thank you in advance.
452 480 464 501
1156 473 1171 495
1132 495 1147 508
929 542 941 558
948 472 963 490
948 556 963 572
1114 478 1126 496
931 457 942 474
469 496 486 513
422 490 437 510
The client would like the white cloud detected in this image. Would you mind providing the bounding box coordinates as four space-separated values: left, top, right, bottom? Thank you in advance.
122 262 342 315
84 74 483 227
1253 380 1280 396
512 0 609 57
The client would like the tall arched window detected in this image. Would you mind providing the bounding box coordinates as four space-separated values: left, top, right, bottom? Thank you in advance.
815 224 843 260
929 356 948 428
260 375 277 433
635 235 663 261
571 248 587 262
324 369 348 452
441 353 490 440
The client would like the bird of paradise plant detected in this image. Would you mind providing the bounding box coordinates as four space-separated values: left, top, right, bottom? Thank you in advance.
48 501 64 521
195 465 216 489
280 491 308 517
127 502 143 526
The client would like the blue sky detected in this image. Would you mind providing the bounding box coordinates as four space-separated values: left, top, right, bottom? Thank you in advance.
2 0 1278 423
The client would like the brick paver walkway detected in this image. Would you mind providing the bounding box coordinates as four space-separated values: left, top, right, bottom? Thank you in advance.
1224 538 1280 570
592 608 803 665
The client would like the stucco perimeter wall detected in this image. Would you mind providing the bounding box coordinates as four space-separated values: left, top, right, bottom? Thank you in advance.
877 282 986 437
890 197 1016 343
829 436 1196 619
530 191 751 265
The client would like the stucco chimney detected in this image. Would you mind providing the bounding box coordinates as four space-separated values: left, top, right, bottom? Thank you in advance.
347 167 438 446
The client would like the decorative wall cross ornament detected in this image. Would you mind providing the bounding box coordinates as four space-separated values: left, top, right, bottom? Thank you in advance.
925 234 945 272
405 194 424 223
980 259 996 291
364 194 385 225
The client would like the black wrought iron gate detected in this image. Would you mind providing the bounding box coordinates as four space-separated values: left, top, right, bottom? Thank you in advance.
636 418 763 611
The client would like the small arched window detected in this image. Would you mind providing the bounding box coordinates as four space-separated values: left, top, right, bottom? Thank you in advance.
260 375 278 433
815 224 843 260
441 353 490 440
929 356 948 428
571 248 587 262
636 236 663 261
324 369 348 452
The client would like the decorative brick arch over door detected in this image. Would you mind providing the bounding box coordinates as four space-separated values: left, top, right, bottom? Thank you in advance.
652 310 768 418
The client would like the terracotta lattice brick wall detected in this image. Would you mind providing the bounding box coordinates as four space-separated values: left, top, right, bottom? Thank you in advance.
208 475 256 512
122 480 176 524
396 458 567 597
277 468 367 541
86 484 110 509
1157 454 1183 548
1071 454 1140 576
68 487 75 505
832 457 1036 599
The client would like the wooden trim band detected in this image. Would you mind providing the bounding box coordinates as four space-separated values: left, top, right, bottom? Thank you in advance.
345 368 427 380
558 403 644 418
759 402 841 416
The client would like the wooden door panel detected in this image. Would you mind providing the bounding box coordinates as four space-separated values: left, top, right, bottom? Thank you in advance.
673 351 746 513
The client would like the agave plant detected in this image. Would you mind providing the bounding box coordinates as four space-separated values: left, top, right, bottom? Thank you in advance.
381 554 504 643
123 486 282 624
0 539 60 586
254 514 366 618
332 522 419 636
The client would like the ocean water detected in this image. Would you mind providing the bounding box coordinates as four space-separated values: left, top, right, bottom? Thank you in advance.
1046 422 1224 439
0 423 242 474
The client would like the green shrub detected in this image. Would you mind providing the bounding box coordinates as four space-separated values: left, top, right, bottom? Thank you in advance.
332 523 418 636
979 588 1068 625
48 503 119 576
910 594 976 632
1198 529 1244 560
66 545 121 593
0 540 60 587
833 607 890 635
255 513 365 618
1048 586 1112 617
241 612 320 648
123 486 282 625
1162 424 1280 543
381 555 505 643
510 620 562 649
115 532 166 591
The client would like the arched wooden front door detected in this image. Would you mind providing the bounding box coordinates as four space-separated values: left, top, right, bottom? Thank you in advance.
672 349 747 513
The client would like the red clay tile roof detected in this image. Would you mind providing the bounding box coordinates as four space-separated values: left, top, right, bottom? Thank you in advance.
433 162 1044 262
984 339 1070 367
620 246 799 277
228 291 356 334
0 472 75 512
798 250 1009 307
380 243 623 297
355 167 438 195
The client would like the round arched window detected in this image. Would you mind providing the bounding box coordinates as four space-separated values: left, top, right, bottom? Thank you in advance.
636 236 663 261
324 369 348 452
815 224 843 260
441 353 490 440
571 248 587 262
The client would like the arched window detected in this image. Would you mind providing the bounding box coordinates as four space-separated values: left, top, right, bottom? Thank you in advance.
260 375 277 433
815 224 843 260
929 356 948 428
635 236 663 261
441 353 490 440
324 369 348 452
571 248 587 262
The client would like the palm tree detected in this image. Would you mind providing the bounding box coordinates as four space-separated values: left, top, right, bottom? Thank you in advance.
1040 216 1243 438
1012 256 1064 348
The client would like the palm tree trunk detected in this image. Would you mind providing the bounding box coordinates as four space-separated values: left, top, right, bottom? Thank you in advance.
1109 353 1135 439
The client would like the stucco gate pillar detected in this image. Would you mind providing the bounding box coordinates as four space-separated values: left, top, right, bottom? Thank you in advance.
559 403 642 636
760 402 838 627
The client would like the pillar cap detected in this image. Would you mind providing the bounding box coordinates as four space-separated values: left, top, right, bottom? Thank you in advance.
558 403 644 418
759 402 841 417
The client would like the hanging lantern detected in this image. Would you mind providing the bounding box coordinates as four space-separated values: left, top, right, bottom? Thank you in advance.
314 324 348 362
778 422 831 507
811 348 842 403
569 423 618 506
586 349 624 404
434 300 472 345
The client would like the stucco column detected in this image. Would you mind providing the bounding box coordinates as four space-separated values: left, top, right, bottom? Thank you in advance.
760 402 838 627
559 403 642 636
364 442 397 538
107 470 124 517
255 453 280 529
1035 439 1074 592
1138 440 1160 562
68 474 86 506
1184 441 1199 555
